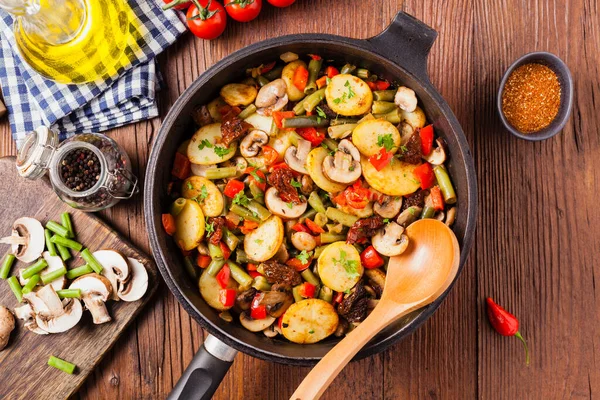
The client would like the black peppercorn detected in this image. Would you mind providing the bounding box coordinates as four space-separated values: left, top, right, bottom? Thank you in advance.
60 148 101 192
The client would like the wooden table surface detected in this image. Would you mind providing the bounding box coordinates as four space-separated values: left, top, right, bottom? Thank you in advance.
1 0 598 398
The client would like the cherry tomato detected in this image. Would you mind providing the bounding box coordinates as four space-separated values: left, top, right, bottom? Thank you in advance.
163 0 192 10
187 0 227 40
225 0 262 22
266 0 295 7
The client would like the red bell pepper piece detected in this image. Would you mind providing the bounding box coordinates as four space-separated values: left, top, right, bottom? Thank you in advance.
333 292 343 304
296 127 325 146
367 81 376 90
260 61 276 74
247 263 258 271
240 220 259 235
344 182 371 209
375 80 391 90
291 223 311 233
430 186 445 211
419 125 434 156
171 153 191 180
413 163 435 190
368 148 394 172
293 66 309 91
219 289 236 307
308 54 322 61
486 298 530 365
223 179 245 198
316 76 328 89
277 315 284 329
325 66 339 78
273 111 295 128
220 242 231 260
286 257 312 272
197 254 211 269
161 214 176 236
245 167 267 191
216 264 231 289
298 282 316 298
261 145 279 166
305 219 325 234
333 191 347 206
248 270 261 278
360 245 384 269
251 305 268 320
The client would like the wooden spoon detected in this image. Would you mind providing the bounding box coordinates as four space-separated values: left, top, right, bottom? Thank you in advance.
291 219 460 400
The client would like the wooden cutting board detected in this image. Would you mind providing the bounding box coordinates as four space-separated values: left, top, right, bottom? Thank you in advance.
0 157 158 400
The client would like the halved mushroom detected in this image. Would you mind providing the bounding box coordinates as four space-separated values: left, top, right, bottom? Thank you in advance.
291 231 317 252
239 312 276 332
260 289 294 318
394 86 418 112
41 252 67 291
300 175 314 196
35 298 83 334
0 217 45 263
240 130 269 158
322 139 362 184
95 250 129 301
364 268 386 294
255 79 289 115
23 285 64 319
372 221 409 257
284 138 311 174
445 207 456 227
264 187 307 219
374 196 403 219
191 163 217 177
273 244 289 263
69 274 113 325
424 138 446 165
396 206 423 227
0 306 15 350
14 304 48 335
118 258 148 302
399 121 414 144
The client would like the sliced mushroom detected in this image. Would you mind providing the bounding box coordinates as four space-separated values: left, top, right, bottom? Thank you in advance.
14 304 48 335
35 298 83 334
273 244 289 263
396 206 423 227
240 130 269 158
41 251 67 291
69 274 113 325
260 289 294 318
322 139 362 184
374 196 403 219
264 187 307 219
118 258 148 302
239 312 276 332
434 211 445 222
445 207 456 227
291 232 317 252
300 175 314 196
1 217 45 263
372 221 409 257
255 79 289 115
394 86 418 112
95 250 130 301
191 163 217 177
424 138 446 165
0 306 15 350
399 121 414 144
224 157 248 178
24 285 64 319
284 138 311 174
364 268 386 294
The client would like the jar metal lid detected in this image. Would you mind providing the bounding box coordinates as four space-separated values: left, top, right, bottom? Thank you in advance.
16 126 58 180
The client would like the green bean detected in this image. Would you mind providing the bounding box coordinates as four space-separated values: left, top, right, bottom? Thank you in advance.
223 229 240 252
299 209 318 224
313 245 328 259
325 207 359 227
56 243 71 261
304 58 323 95
183 256 198 279
66 264 93 280
318 286 333 303
330 117 360 126
227 260 253 289
208 243 224 260
421 204 436 219
367 74 378 82
21 274 40 294
46 220 70 238
263 65 283 80
314 212 328 227
57 289 81 299
373 90 396 102
256 76 270 88
322 138 338 152
44 229 57 257
236 249 255 264
308 192 327 214
320 232 347 244
270 118 280 136
206 259 226 277
371 101 397 115
0 254 15 280
327 123 357 139
340 63 356 75
292 286 303 303
433 165 457 204
60 212 75 239
170 198 187 217
238 104 257 119
252 276 271 291
22 258 48 279
50 235 82 252
48 356 76 374
301 268 320 286
41 266 67 285
281 116 329 129
288 131 304 147
302 88 326 112
248 181 265 204
246 200 271 222
205 167 238 180
81 249 103 274
374 109 402 124
230 204 261 223
326 223 345 234
293 101 306 115
7 276 22 302
356 68 370 80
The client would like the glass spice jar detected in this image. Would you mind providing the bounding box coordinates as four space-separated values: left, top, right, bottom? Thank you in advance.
16 127 138 212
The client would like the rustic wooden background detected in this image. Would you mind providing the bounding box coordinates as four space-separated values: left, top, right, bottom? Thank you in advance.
1 0 598 398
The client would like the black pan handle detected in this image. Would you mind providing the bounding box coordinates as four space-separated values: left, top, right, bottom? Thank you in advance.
168 335 237 400
367 11 438 83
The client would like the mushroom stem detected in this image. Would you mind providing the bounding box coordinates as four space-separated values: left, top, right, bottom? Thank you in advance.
0 235 27 245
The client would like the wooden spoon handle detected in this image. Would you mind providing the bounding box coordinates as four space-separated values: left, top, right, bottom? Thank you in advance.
290 303 410 400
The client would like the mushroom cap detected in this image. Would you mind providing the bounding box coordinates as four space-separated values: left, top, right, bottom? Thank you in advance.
255 79 287 108
424 138 447 165
264 187 307 219
396 206 423 227
372 221 409 257
284 138 311 175
69 273 113 324
12 217 45 263
239 312 276 332
14 304 49 335
322 139 362 184
395 86 418 113
0 306 15 350
94 250 129 301
35 298 83 333
240 130 269 158
41 251 67 291
24 285 64 319
374 196 403 219
118 258 149 302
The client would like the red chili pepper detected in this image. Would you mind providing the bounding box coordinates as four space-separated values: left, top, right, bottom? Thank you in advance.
244 167 267 191
296 127 325 146
291 223 311 233
223 179 245 198
419 125 434 156
219 289 236 307
298 282 316 298
216 264 231 289
360 245 384 269
413 163 435 190
219 242 231 260
197 254 211 269
305 219 325 234
429 186 445 211
260 61 276 74
486 298 529 365
374 80 391 90
368 148 394 172
325 66 339 78
161 214 176 236
293 65 309 91
171 152 191 180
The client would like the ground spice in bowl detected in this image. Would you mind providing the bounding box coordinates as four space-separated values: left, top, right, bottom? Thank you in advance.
501 63 561 133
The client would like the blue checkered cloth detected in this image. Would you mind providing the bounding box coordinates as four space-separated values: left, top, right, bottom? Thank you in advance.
0 0 187 148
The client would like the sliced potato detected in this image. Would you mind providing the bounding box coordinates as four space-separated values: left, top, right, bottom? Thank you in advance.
181 176 224 217
337 202 374 219
325 74 373 116
281 299 339 344
317 242 363 292
352 119 401 157
361 156 421 196
245 113 274 134
187 123 238 165
199 270 237 311
220 83 257 107
174 200 206 251
268 130 296 162
401 106 426 129
243 215 284 262
207 97 227 122
281 60 308 101
306 147 347 193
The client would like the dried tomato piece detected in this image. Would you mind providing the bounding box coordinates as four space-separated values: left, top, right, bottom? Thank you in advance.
221 113 252 147
267 167 302 204
206 216 226 245
347 216 385 244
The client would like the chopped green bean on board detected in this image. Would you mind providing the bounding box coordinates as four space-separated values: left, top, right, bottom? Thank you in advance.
21 274 40 294
45 220 70 238
56 243 72 261
50 235 82 252
48 356 76 374
81 249 103 274
0 254 16 280
57 289 81 299
41 266 67 285
7 276 22 302
45 229 57 257
60 212 75 239
66 264 93 280
22 258 48 279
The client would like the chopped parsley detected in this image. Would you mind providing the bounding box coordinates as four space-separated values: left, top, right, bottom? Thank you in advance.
296 250 312 264
232 191 250 207
195 185 209 203
321 143 329 150
400 145 408 153
333 250 360 279
409 207 416 216
198 139 213 150
255 239 263 245
205 218 214 235
186 181 194 191
383 218 390 224
214 146 231 158
344 288 352 294
308 329 315 334
248 169 265 183
344 80 356 99
326 77 332 85
290 179 302 189
286 202 294 209
333 93 347 105
315 106 327 123
377 134 395 152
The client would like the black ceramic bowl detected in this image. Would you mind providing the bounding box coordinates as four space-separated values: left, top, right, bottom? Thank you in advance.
144 12 478 399
497 52 573 141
